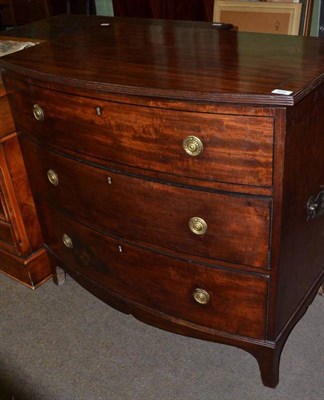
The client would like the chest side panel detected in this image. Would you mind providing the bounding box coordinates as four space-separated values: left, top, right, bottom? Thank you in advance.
274 85 324 336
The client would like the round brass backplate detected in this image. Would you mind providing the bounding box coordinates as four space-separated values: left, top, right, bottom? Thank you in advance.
193 288 210 305
33 104 44 121
188 217 207 235
47 169 59 186
182 135 203 157
62 234 73 249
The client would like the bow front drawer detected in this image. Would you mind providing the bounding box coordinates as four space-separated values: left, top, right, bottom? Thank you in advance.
12 85 274 187
22 138 271 269
39 203 268 340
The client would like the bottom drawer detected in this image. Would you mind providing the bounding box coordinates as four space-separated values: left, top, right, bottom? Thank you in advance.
39 202 268 340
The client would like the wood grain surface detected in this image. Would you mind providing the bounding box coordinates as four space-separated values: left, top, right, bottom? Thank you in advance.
1 17 324 105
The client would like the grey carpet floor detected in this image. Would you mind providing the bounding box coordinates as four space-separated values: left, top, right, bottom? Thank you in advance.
0 272 323 400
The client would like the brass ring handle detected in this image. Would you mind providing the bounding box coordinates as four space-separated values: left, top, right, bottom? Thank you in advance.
47 169 59 186
193 288 210 305
62 234 73 249
33 104 44 121
183 135 203 157
188 217 207 235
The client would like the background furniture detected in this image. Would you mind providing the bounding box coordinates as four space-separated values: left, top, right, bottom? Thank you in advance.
1 16 323 387
9 0 51 25
214 0 314 36
112 0 215 21
0 71 50 288
0 0 95 28
0 0 14 28
0 0 51 28
213 1 303 35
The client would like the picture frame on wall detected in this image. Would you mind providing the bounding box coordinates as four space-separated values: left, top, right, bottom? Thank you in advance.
213 1 303 35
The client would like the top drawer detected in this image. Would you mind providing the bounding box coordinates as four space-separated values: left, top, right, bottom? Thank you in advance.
12 86 274 187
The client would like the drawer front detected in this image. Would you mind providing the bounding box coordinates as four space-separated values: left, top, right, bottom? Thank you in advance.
40 203 268 339
13 86 274 187
23 139 271 269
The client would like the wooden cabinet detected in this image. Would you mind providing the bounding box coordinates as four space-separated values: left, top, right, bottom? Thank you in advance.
1 16 323 387
0 0 51 27
0 79 50 287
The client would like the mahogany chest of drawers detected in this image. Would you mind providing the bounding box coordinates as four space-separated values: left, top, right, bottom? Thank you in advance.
1 17 323 387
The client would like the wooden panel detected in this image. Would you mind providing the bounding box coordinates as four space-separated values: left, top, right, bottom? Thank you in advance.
2 135 44 250
39 202 268 339
274 80 324 336
0 220 15 248
12 86 274 187
0 155 23 254
0 94 15 138
22 139 272 269
0 188 8 221
0 246 50 288
0 140 31 255
9 0 51 25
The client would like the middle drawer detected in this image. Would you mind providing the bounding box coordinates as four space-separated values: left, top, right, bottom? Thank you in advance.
22 139 271 269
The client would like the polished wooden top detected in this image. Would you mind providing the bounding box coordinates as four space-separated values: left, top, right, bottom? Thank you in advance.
1 16 324 106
